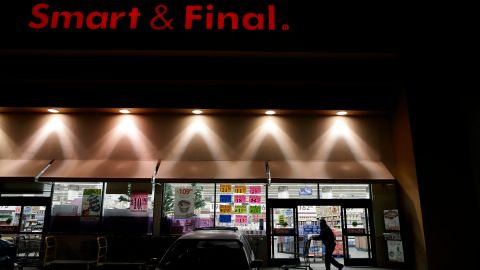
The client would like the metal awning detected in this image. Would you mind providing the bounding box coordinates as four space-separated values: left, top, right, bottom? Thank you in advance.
0 159 51 181
39 160 159 182
268 161 394 182
155 161 267 182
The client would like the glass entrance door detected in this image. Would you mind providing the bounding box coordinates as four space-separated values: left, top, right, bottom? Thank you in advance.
269 207 298 265
298 205 344 265
342 207 374 266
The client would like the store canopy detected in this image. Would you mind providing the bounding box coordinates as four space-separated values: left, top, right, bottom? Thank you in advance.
39 160 159 182
0 159 51 181
268 161 394 182
155 161 266 182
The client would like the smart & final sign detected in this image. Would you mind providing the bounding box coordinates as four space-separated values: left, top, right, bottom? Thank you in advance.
25 0 289 32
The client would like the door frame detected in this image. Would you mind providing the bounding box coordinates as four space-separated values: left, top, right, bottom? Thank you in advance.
267 198 375 267
340 202 376 266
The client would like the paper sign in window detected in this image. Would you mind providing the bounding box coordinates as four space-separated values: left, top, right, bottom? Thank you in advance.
234 205 247 214
234 195 246 203
130 192 148 212
219 215 232 223
220 195 232 203
81 189 102 217
235 215 248 224
249 195 261 204
219 185 232 193
251 214 266 222
249 205 262 214
234 185 246 193
219 205 232 213
249 186 262 194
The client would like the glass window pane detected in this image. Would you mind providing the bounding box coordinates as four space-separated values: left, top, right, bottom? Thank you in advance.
0 182 52 197
272 236 296 259
50 182 103 233
20 206 46 233
319 184 370 199
215 183 266 233
103 182 153 234
347 236 371 259
268 183 318 199
162 183 214 235
0 206 21 235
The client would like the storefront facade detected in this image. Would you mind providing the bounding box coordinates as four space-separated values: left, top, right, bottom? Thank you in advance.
0 1 451 269
0 111 414 267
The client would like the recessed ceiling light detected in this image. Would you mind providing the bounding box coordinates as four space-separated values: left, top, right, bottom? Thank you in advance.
192 109 203 115
47 108 60 113
336 111 348 116
119 109 130 114
265 110 276 115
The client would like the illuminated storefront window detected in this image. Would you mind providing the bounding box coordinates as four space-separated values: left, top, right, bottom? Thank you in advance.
162 183 214 234
103 182 153 234
268 183 318 199
319 184 370 199
50 182 103 232
215 183 266 233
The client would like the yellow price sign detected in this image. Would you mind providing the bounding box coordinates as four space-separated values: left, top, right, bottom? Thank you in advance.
220 205 232 213
234 185 246 193
219 184 232 193
234 205 247 214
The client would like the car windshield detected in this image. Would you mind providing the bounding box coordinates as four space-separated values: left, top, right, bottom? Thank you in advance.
158 239 250 270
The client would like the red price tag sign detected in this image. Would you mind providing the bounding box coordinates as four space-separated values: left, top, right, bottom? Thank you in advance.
130 192 148 212
235 215 248 224
249 195 261 204
249 186 261 194
234 195 246 203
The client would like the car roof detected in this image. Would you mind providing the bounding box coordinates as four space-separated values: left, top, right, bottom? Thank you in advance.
179 229 243 241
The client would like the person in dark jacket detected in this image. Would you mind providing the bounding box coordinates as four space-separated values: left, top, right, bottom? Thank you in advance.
310 219 344 270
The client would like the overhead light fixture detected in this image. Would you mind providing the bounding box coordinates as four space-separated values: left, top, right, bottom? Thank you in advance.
336 111 348 116
192 109 203 115
265 110 276 115
119 109 130 114
47 108 60 113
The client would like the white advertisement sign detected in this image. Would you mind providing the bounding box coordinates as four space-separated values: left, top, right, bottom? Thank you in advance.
174 187 194 218
387 240 405 262
384 209 401 231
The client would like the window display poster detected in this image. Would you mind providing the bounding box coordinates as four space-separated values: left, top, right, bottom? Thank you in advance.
249 186 262 194
219 194 232 203
299 186 312 196
384 209 401 231
219 214 232 223
249 195 261 204
234 195 246 203
219 184 232 193
387 240 405 262
174 187 194 218
81 189 102 217
130 192 148 212
235 215 248 224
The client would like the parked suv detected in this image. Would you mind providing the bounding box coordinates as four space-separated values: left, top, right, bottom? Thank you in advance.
156 227 263 270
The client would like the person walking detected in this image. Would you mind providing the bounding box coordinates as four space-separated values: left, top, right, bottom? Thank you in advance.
310 218 344 270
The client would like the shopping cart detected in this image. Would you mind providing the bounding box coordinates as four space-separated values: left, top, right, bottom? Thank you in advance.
280 238 313 270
